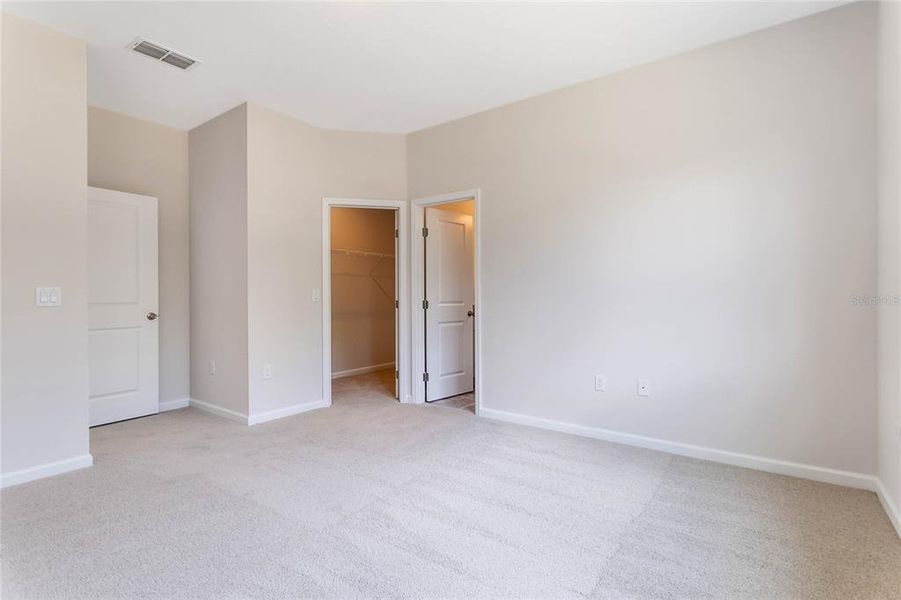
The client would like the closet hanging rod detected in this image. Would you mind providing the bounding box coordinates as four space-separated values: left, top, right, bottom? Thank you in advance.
331 248 395 259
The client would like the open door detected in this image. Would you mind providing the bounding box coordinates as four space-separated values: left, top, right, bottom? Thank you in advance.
394 209 400 400
87 187 159 426
424 207 475 401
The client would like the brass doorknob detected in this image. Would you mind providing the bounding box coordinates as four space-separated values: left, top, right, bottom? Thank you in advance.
467 310 474 317
146 312 159 321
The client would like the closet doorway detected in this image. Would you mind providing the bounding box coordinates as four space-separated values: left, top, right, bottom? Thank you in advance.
321 198 409 407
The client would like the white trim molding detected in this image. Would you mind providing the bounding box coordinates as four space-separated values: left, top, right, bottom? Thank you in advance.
189 398 249 424
1 454 94 489
876 479 901 538
189 397 329 426
159 398 190 412
332 362 395 380
480 407 879 491
410 189 483 413
248 400 329 425
322 197 410 407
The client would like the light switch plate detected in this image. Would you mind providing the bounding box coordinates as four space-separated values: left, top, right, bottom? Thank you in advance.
311 288 321 302
35 287 62 307
263 364 273 379
594 375 607 392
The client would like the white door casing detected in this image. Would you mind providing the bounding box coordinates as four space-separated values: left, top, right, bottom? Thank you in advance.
394 209 400 399
425 207 475 401
87 187 159 426
321 197 409 407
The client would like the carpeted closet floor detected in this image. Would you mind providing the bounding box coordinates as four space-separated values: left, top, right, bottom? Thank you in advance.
2 374 899 599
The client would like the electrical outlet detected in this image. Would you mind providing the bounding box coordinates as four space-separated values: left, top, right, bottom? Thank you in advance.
637 378 650 397
263 364 273 380
594 375 607 392
208 360 216 376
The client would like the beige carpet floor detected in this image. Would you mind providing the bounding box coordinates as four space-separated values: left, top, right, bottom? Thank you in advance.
430 392 475 413
2 371 899 599
336 368 475 413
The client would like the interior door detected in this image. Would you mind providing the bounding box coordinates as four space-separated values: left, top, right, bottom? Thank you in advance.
88 186 159 426
394 209 400 400
425 207 474 401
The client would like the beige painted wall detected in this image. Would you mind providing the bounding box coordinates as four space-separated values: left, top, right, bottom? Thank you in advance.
1 13 90 477
190 102 406 418
88 107 190 407
245 103 322 416
189 104 249 416
408 3 878 475
321 130 407 199
439 199 475 216
877 0 901 519
246 104 406 416
330 207 396 375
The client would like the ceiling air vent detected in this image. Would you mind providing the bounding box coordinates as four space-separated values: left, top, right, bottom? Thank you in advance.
128 38 199 71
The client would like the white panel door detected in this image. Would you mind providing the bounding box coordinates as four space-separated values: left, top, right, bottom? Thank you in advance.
394 209 400 400
88 187 159 426
425 207 474 401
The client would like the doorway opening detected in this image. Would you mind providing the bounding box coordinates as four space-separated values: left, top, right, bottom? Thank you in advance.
411 190 481 414
321 198 409 408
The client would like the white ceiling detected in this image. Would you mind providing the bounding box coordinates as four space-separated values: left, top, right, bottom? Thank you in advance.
5 1 845 133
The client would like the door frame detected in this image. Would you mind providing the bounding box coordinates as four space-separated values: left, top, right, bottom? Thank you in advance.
321 197 409 407
410 189 483 413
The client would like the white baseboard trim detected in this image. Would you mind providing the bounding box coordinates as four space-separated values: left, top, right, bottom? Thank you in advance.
1 453 93 489
248 400 329 425
479 407 877 491
875 479 901 538
332 362 395 380
189 397 329 426
189 398 249 424
159 398 190 412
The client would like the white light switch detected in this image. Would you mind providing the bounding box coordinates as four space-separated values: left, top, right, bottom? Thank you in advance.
311 289 321 302
594 375 607 392
35 287 62 307
263 364 273 380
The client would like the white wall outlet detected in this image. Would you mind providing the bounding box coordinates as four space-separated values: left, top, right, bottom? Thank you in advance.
637 378 650 397
263 364 273 379
208 360 216 376
35 287 62 307
311 288 321 302
594 375 607 392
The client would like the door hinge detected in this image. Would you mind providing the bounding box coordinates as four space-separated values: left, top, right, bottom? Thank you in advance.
423 372 429 382
395 229 399 238
422 227 429 238
395 370 399 379
395 299 399 309
422 299 429 310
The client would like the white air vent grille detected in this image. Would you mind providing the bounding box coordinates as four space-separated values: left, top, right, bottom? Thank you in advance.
128 38 199 70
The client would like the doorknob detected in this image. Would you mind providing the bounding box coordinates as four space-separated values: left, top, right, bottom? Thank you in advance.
467 310 474 317
146 312 159 321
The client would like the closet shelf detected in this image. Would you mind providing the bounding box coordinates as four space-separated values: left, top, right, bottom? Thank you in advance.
330 247 395 302
331 248 395 259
